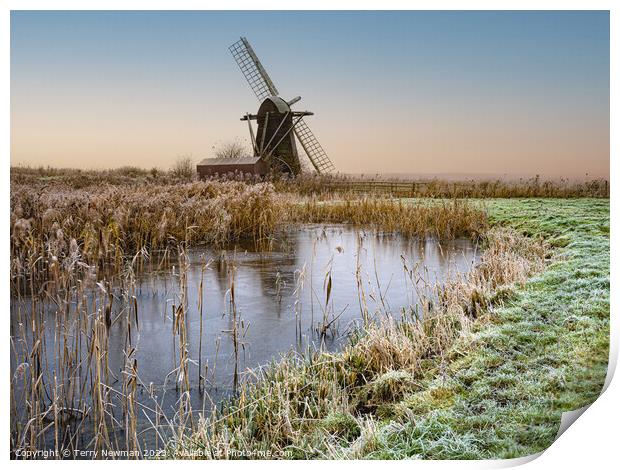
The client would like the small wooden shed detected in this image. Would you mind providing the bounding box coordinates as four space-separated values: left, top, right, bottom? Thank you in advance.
196 157 269 179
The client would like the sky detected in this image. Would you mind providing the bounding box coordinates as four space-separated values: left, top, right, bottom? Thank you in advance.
10 10 610 178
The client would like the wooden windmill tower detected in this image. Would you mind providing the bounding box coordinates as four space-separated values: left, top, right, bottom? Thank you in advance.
229 37 336 175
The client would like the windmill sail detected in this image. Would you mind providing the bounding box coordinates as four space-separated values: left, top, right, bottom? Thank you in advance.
229 37 336 174
293 119 336 174
229 37 278 101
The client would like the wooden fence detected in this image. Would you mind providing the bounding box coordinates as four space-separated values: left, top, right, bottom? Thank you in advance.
319 179 609 198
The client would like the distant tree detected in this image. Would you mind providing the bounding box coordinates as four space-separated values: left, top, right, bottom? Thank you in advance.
212 138 250 159
171 155 195 179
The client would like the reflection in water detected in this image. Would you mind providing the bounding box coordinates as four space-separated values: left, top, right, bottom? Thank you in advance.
11 224 478 451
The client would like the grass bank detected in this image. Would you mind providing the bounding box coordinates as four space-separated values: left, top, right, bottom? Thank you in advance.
352 198 610 459
169 198 609 459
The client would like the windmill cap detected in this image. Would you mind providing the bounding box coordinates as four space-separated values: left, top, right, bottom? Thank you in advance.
262 95 291 113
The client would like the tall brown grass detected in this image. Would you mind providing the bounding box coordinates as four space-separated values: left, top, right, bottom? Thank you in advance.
11 179 487 292
287 197 488 239
10 180 281 291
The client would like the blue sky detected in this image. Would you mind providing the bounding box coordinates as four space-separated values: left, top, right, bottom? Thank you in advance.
11 10 610 177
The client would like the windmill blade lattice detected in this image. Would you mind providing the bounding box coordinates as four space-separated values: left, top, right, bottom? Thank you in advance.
293 119 336 174
229 37 278 101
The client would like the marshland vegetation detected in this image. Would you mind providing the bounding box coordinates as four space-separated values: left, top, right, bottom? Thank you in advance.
11 165 609 199
9 167 609 459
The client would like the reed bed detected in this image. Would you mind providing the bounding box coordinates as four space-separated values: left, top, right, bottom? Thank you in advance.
287 197 488 239
10 180 281 291
167 227 548 459
11 179 487 292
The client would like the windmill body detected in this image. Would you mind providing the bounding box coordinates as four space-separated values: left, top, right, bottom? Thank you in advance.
241 96 314 175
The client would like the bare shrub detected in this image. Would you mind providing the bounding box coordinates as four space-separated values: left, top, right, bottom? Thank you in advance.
171 155 195 179
212 138 250 159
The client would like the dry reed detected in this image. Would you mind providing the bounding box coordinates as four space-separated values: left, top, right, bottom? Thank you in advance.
286 197 488 239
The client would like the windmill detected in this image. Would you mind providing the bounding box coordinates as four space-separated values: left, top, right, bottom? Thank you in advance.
229 37 336 175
